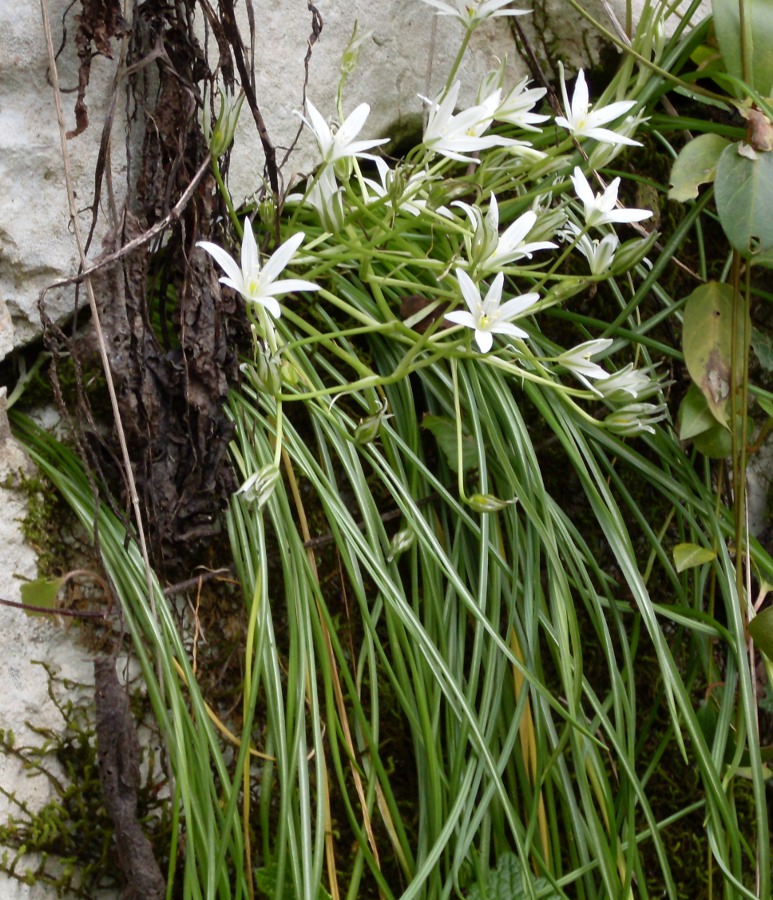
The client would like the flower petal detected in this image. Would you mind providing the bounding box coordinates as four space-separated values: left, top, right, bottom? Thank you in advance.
474 329 494 353
456 268 482 314
260 231 306 285
241 219 260 278
197 240 244 290
497 292 539 321
571 69 589 121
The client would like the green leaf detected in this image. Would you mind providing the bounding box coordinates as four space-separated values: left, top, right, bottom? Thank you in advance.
673 542 717 572
20 577 64 616
678 383 721 440
668 133 729 201
693 422 734 457
715 142 773 254
749 606 773 661
757 394 773 418
682 281 748 426
466 852 560 900
751 326 773 371
713 0 773 97
423 414 478 474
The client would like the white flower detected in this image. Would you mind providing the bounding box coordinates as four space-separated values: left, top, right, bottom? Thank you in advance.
604 401 668 436
297 99 388 168
418 0 530 29
597 364 660 401
444 268 539 352
563 221 619 274
493 76 549 132
238 464 280 508
556 338 612 389
555 65 641 146
287 166 346 233
570 167 652 229
197 220 319 318
454 195 557 273
362 157 452 218
421 81 526 164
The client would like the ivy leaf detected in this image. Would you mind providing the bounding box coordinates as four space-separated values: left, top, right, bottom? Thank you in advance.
751 326 773 372
678 383 721 441
423 414 478 474
749 607 773 662
673 542 717 572
20 577 64 617
682 281 748 427
668 133 729 201
713 0 773 98
466 852 561 900
715 142 773 254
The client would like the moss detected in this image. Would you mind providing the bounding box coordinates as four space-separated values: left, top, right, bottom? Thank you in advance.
0 663 172 898
13 472 74 581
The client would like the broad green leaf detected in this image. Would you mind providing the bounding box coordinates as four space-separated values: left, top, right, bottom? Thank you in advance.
678 383 721 440
749 606 773 661
20 577 64 616
668 133 729 201
757 394 773 418
423 414 478 474
673 542 717 572
713 0 773 97
715 142 773 253
692 421 734 457
751 326 773 371
682 282 748 426
466 852 561 900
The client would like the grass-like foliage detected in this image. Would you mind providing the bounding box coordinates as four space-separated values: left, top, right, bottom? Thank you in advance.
10 0 773 897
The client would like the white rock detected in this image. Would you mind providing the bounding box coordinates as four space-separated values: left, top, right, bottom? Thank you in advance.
0 0 712 358
0 392 108 897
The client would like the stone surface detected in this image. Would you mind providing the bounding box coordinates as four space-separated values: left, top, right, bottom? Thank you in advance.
1 0 714 360
0 393 108 898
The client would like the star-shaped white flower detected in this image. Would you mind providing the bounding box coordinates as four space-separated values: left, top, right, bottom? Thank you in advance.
597 364 660 401
362 157 452 218
454 195 557 273
287 166 346 233
297 99 389 167
555 65 641 146
494 76 549 132
418 0 530 29
445 268 538 352
570 167 652 229
197 220 319 318
556 338 612 389
421 81 526 164
604 401 668 436
563 221 619 274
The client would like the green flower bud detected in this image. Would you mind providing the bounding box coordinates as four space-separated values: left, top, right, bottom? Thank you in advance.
466 493 518 513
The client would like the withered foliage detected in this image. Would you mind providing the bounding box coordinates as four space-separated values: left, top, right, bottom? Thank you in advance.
40 1 320 568
67 0 130 139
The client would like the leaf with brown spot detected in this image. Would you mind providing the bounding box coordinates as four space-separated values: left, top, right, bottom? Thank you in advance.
682 281 749 428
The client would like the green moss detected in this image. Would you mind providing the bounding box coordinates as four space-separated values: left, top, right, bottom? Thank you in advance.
0 663 172 898
13 472 73 581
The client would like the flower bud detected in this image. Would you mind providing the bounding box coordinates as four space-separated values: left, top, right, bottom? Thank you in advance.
387 528 414 562
238 464 280 508
353 400 392 444
467 493 518 513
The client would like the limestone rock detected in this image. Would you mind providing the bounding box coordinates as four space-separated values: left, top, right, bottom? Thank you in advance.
0 0 685 360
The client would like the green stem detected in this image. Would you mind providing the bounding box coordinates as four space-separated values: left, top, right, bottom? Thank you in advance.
212 155 243 236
